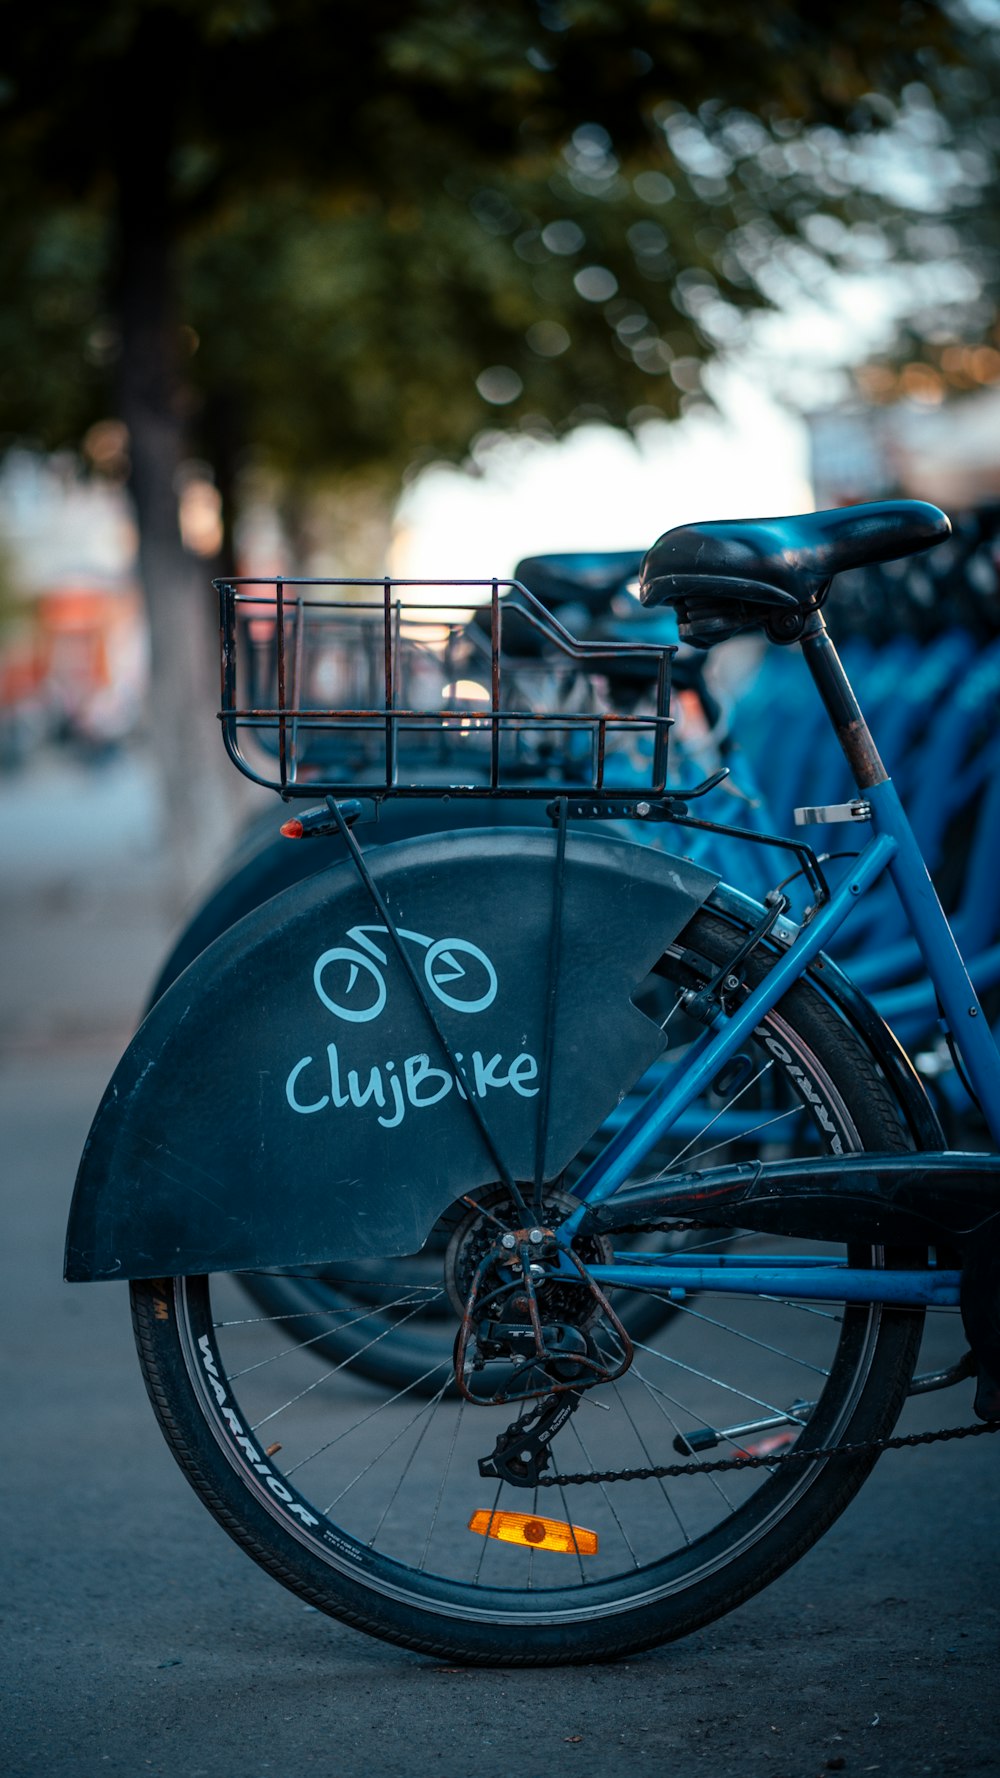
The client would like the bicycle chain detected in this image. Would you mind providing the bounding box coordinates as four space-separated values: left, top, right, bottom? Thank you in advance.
536 1416 1000 1488
616 1219 714 1233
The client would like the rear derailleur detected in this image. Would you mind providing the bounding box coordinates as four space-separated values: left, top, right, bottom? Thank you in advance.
446 1189 633 1412
478 1389 582 1487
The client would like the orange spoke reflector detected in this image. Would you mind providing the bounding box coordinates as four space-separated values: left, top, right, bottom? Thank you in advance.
468 1509 598 1555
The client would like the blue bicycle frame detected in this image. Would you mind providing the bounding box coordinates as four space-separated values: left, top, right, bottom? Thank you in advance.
554 609 1000 1314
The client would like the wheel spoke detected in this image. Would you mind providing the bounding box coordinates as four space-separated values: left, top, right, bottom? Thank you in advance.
631 1337 808 1421
251 1297 447 1431
474 1483 503 1584
652 1059 778 1174
647 1297 833 1377
610 1378 690 1539
331 1379 450 1526
556 1481 589 1583
229 1289 444 1379
419 1399 466 1573
283 1359 452 1474
628 1364 734 1517
568 1418 642 1566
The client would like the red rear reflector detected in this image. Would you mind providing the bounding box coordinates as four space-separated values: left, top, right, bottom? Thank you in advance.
468 1509 598 1555
735 1429 798 1461
280 818 304 838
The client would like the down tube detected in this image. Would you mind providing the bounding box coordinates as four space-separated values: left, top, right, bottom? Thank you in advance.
559 832 898 1241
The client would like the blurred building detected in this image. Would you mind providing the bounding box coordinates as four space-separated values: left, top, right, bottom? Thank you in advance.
0 451 146 766
807 385 1000 510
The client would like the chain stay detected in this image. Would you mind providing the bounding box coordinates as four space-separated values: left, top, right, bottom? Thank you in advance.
537 1417 1000 1488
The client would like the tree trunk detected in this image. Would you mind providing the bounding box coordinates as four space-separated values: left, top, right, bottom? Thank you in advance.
110 20 246 909
202 386 245 582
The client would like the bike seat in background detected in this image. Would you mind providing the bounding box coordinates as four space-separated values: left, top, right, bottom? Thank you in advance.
640 500 952 649
471 551 643 658
513 550 643 609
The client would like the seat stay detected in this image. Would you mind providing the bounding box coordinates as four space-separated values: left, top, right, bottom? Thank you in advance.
559 832 899 1232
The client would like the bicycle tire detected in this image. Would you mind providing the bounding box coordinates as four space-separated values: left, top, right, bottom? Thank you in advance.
130 904 924 1664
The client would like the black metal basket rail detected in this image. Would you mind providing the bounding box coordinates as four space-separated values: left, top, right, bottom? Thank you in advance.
216 576 675 802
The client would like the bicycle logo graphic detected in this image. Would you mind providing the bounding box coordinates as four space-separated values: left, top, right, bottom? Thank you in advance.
313 925 498 1024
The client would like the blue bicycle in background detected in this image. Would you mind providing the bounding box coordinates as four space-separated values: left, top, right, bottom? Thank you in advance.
67 496 1000 1665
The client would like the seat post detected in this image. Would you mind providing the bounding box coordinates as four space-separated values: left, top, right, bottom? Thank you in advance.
797 609 889 792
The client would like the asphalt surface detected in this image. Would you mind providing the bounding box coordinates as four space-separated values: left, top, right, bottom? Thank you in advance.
2 749 999 1778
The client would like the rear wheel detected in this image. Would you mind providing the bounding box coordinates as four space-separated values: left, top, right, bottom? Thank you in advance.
131 907 923 1664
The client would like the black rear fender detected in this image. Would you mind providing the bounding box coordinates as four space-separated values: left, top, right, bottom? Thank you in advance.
66 828 716 1281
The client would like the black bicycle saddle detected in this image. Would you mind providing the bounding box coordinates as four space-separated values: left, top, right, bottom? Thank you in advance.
640 499 952 648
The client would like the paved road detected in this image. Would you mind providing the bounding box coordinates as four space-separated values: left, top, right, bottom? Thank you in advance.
2 751 999 1778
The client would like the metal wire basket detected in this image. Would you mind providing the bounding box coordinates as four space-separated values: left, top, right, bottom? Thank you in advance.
216 577 674 802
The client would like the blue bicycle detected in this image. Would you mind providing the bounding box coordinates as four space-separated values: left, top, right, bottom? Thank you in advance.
67 500 1000 1664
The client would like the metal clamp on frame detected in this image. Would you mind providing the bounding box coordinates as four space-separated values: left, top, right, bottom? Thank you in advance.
794 799 872 827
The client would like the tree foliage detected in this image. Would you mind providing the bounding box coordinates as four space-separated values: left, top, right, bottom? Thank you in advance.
3 1 992 479
1 0 997 885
